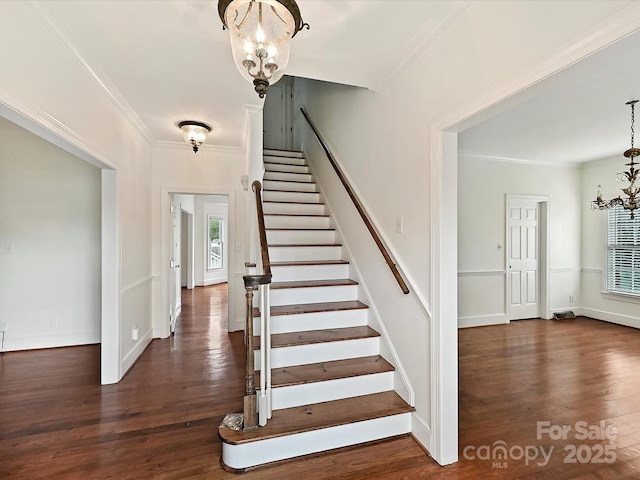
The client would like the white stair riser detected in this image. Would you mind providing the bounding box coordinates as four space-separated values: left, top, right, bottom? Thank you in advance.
263 155 306 165
270 263 348 282
269 245 342 262
270 285 358 306
264 171 313 183
253 308 368 334
261 372 394 411
256 337 380 370
263 180 318 193
263 202 326 216
264 149 304 158
263 190 321 203
267 229 336 244
265 215 330 229
222 412 412 470
264 163 309 174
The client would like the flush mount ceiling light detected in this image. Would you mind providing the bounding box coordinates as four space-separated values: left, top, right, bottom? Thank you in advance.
592 100 640 219
178 121 212 153
218 0 308 98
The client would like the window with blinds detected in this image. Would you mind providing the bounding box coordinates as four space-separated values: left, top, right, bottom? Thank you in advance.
607 205 640 295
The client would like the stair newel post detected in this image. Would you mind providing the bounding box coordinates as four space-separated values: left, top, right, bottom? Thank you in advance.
243 282 259 431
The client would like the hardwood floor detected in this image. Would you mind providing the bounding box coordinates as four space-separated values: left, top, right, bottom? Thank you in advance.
2 286 640 478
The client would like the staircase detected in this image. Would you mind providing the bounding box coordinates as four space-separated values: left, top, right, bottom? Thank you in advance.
219 149 414 472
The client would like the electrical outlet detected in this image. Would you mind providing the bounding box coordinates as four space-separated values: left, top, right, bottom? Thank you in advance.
569 295 574 304
49 317 59 328
132 326 139 341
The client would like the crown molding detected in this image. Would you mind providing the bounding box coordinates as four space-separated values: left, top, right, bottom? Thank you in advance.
27 1 155 145
459 152 581 168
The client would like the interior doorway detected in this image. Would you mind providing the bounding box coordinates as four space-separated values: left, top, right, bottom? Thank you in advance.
506 195 550 321
168 193 230 336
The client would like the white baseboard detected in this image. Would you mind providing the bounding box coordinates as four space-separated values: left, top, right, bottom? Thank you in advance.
579 308 640 330
411 412 432 455
458 314 508 328
121 328 153 375
2 332 100 352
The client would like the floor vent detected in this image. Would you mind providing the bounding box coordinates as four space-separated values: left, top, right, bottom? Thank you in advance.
553 311 576 320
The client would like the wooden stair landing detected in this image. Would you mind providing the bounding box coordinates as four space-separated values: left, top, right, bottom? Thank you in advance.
219 391 413 445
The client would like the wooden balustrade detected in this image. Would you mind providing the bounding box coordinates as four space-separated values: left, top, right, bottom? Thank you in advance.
242 180 272 430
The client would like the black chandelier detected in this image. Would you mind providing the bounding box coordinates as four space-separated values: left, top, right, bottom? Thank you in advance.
592 100 640 219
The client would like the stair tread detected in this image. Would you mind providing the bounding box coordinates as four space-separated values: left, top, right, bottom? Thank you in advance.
267 228 335 231
254 325 379 349
265 213 329 217
270 279 358 289
264 200 325 205
268 243 341 247
257 356 394 388
219 391 413 445
271 259 347 266
264 168 310 175
253 300 368 317
263 189 318 194
264 179 315 185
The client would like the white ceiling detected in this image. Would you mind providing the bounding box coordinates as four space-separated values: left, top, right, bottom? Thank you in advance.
7 1 640 163
36 0 467 150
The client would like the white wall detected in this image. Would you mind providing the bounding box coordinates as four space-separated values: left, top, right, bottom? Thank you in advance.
291 0 640 465
457 156 582 327
581 156 640 328
151 144 249 335
0 117 101 351
0 2 153 383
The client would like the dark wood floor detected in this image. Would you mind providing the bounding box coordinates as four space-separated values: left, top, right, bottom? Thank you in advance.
2 285 640 479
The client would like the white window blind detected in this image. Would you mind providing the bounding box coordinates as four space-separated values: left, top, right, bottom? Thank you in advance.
607 205 640 295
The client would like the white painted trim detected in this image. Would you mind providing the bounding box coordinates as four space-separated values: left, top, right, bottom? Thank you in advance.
600 292 640 305
374 1 472 93
101 169 121 385
3 333 100 352
550 267 582 273
459 314 509 329
121 328 153 376
458 270 506 277
121 276 153 296
458 153 581 169
580 308 640 330
27 2 154 144
411 412 432 454
582 267 603 274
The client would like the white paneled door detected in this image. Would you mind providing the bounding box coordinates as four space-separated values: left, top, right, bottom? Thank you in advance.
508 199 540 320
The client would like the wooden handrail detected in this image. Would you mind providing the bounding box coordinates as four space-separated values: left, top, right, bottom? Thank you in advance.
300 108 409 295
252 181 271 278
241 180 272 430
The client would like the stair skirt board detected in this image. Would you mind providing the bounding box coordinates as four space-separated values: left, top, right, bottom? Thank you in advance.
255 337 380 370
221 413 412 471
253 309 368 335
259 371 394 411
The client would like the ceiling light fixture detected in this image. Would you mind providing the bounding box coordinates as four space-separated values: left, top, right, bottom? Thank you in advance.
218 0 308 99
592 100 640 219
178 121 212 153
